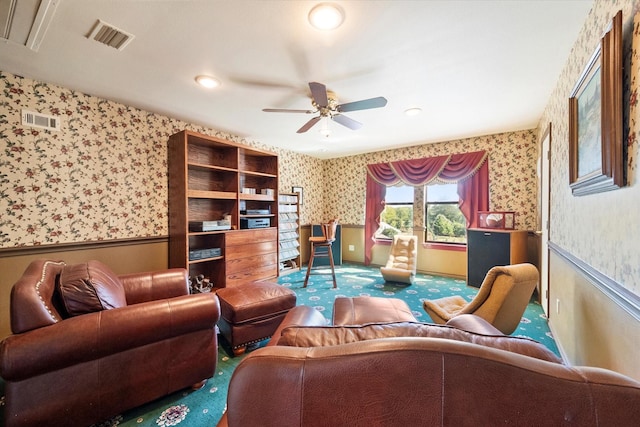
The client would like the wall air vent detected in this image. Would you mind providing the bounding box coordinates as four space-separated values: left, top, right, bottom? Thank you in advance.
21 109 61 131
87 19 134 50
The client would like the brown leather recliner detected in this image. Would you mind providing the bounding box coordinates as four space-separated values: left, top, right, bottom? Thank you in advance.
0 259 221 427
218 305 640 427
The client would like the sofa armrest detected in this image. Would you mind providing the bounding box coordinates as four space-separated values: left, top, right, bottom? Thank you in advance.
268 305 327 347
120 268 189 304
0 293 219 381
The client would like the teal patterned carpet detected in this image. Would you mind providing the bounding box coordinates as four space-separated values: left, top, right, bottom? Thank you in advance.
0 264 559 427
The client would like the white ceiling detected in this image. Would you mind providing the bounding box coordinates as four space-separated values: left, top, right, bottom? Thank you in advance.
0 0 593 159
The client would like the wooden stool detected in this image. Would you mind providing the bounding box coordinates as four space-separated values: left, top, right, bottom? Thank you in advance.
304 220 338 288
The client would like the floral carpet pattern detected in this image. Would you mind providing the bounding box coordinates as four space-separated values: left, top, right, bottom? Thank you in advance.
0 264 559 427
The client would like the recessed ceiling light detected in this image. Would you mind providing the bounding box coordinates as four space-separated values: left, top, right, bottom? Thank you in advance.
404 107 422 116
195 75 221 89
308 3 345 30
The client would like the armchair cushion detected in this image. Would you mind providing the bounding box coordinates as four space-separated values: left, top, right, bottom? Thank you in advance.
58 261 127 316
422 295 467 321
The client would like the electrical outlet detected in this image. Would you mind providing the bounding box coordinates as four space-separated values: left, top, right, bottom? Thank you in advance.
348 245 355 252
556 298 560 314
109 215 117 228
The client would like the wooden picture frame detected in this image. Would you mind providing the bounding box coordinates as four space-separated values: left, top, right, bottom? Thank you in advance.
569 10 624 196
292 186 304 205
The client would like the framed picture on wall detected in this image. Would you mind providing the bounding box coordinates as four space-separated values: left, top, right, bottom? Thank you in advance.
292 186 304 205
568 10 624 196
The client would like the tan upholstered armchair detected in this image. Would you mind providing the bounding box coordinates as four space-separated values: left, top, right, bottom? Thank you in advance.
380 234 418 285
0 259 220 427
423 263 538 334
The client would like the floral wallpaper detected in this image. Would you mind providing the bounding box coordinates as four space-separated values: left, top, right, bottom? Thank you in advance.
322 130 538 230
0 71 322 247
278 150 324 225
537 0 640 296
1 68 536 250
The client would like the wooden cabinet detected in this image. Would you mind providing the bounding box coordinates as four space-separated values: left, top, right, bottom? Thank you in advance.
278 193 300 275
225 228 278 286
168 130 278 288
467 229 527 288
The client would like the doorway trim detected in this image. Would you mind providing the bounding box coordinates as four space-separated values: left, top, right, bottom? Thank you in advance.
538 123 552 315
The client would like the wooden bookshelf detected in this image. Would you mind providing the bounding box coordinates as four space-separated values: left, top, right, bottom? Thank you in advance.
168 130 279 288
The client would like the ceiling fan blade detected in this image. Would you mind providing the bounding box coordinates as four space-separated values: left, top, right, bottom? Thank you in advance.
337 96 388 112
297 116 322 133
263 108 315 114
230 76 297 90
309 82 329 108
332 114 363 130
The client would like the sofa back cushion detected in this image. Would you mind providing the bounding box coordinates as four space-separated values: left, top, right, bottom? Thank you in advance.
58 260 127 316
278 321 562 363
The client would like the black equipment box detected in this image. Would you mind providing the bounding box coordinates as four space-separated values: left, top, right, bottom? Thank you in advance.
189 248 222 261
245 208 271 215
240 218 270 229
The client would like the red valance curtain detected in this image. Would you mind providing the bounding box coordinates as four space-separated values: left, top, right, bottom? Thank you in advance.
364 151 488 265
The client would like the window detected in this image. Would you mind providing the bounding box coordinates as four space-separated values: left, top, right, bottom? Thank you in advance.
425 183 466 244
375 184 413 240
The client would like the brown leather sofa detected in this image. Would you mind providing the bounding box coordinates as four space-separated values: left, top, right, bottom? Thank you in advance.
218 302 640 426
0 259 221 427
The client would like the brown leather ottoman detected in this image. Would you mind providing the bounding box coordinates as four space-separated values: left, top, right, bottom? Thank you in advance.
216 281 297 355
332 296 417 325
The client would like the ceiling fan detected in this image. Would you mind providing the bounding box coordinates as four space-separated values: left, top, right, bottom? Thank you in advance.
262 82 387 134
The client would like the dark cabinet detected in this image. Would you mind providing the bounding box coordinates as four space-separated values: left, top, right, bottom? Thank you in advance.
467 229 527 287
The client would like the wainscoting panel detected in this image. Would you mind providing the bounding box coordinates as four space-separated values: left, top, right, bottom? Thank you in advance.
340 225 467 279
548 245 640 382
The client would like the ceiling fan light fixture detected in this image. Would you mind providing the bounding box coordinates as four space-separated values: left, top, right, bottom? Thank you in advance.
319 117 332 138
308 3 345 30
404 107 422 116
319 128 332 138
195 75 221 89
264 81 386 134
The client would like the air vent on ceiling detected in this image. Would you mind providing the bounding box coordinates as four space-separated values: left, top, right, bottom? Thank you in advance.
0 0 59 51
21 109 61 131
87 19 134 50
